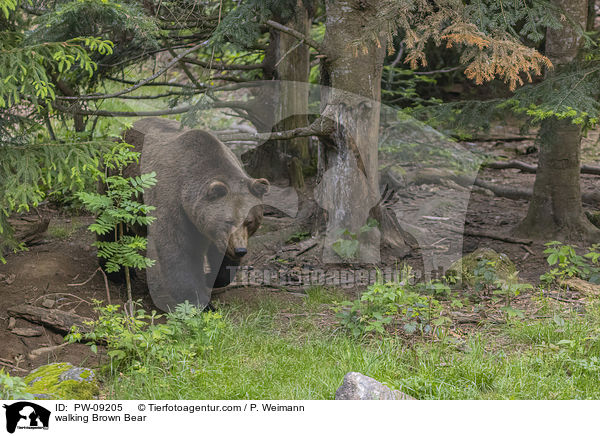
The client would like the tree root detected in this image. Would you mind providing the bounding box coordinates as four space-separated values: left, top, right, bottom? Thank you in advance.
441 224 533 245
401 167 600 205
484 160 600 176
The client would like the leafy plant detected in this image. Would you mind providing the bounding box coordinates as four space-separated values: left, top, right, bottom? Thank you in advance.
473 259 531 319
76 143 156 312
331 218 378 261
66 300 225 373
540 241 600 285
286 231 310 244
0 369 33 400
335 266 451 337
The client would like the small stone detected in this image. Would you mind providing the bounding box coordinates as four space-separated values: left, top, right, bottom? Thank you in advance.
7 317 16 330
41 298 55 309
335 372 416 400
12 327 44 337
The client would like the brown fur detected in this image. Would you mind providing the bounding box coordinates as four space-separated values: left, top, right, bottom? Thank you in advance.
121 118 268 311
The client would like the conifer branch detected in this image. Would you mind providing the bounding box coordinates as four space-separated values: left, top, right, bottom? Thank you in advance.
56 41 209 101
181 57 264 70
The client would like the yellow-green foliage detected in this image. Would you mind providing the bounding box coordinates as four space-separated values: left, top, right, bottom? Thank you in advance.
24 363 99 400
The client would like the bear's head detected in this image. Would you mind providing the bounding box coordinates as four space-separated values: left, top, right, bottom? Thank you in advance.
184 176 269 260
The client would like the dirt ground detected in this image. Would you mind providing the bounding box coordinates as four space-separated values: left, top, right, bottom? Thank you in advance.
1 132 598 378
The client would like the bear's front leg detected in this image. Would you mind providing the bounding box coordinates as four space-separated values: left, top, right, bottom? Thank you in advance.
206 242 240 288
146 230 212 312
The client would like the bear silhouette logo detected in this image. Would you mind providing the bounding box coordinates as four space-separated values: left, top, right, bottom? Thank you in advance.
3 402 50 433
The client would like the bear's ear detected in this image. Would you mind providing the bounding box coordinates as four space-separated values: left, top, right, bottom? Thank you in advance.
249 178 269 197
207 180 229 200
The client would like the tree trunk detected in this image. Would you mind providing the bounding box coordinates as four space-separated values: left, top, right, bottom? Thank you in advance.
317 0 411 263
587 0 596 31
243 0 312 183
515 0 600 243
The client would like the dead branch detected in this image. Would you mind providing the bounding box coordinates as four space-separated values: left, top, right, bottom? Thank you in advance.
0 359 28 373
55 105 192 117
545 294 583 304
67 267 111 305
56 99 251 118
37 293 91 306
218 118 331 142
266 19 323 52
28 343 69 360
114 91 203 99
106 76 198 89
181 57 264 70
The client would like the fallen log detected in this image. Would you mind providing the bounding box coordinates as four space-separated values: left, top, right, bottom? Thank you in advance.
484 160 600 176
7 305 92 334
559 277 600 298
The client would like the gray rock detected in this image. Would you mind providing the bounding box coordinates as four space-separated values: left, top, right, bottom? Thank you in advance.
58 366 96 383
335 372 416 400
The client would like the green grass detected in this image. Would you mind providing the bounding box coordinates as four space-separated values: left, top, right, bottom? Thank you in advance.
47 218 82 240
97 294 600 400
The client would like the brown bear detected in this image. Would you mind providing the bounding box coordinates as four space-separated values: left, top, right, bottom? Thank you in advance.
120 117 268 311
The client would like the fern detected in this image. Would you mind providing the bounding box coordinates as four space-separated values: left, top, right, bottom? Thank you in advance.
77 142 156 276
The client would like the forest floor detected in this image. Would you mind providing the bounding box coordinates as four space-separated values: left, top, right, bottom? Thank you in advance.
1 129 599 398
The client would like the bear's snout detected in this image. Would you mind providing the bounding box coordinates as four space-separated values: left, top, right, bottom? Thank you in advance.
234 247 248 257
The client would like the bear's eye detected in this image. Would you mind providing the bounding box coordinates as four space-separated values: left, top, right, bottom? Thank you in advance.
207 181 229 200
